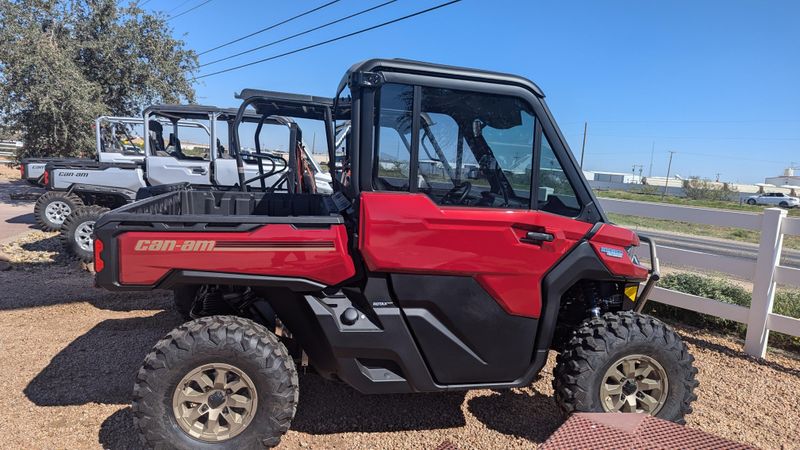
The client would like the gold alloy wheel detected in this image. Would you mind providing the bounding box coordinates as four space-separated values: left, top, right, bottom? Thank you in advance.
172 363 258 442
600 354 669 415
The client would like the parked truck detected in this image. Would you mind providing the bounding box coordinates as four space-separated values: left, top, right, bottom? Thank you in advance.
93 59 697 449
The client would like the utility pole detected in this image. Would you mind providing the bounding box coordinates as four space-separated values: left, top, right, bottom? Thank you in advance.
648 141 655 177
662 151 676 200
579 121 588 168
311 132 316 154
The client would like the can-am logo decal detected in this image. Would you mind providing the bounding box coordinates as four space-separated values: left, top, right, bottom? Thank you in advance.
56 171 89 177
134 239 216 252
599 247 624 258
132 239 335 252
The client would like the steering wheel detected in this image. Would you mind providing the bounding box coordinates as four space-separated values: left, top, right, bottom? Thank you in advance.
441 182 472 205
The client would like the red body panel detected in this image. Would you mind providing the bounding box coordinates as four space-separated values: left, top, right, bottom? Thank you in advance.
359 192 592 318
589 224 649 280
117 224 355 286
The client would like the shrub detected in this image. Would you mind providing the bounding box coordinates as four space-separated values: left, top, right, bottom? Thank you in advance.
646 272 800 353
683 177 738 201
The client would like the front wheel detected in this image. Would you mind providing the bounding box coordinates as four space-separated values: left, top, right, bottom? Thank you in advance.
779 201 789 208
133 316 298 449
553 311 698 424
746 198 757 205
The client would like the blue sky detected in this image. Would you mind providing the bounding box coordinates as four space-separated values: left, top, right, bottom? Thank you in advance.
146 0 800 183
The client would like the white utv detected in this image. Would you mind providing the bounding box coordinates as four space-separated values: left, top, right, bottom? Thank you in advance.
20 116 147 185
36 104 332 262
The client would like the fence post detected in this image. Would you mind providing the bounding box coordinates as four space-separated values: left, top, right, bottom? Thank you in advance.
744 207 786 357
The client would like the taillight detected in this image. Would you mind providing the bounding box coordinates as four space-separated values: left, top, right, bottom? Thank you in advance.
94 239 105 272
42 170 49 186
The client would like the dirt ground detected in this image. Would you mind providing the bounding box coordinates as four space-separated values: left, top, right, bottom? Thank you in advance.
1 233 799 449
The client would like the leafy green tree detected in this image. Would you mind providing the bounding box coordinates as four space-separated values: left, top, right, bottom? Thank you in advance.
0 0 197 158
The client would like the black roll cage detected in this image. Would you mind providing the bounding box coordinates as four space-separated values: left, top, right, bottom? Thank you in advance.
337 58 607 223
233 89 339 194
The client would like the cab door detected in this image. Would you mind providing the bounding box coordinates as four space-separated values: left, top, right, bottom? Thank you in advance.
358 82 594 384
145 118 211 186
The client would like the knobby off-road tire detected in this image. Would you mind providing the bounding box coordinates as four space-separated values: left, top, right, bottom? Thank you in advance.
59 205 109 263
553 311 698 424
133 316 299 450
34 191 84 231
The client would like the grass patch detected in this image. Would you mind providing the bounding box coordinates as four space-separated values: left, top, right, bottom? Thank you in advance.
645 272 800 353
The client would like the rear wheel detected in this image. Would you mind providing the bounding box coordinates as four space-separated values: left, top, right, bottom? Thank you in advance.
553 311 698 424
59 205 109 262
34 191 84 231
133 316 298 449
746 198 756 205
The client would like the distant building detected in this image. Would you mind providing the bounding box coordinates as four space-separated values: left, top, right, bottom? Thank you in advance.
583 170 642 184
765 167 800 187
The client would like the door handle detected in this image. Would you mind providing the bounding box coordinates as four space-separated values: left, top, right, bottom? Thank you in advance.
522 231 554 244
191 167 207 175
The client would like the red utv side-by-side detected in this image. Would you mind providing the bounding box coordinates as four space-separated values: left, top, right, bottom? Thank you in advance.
93 59 698 449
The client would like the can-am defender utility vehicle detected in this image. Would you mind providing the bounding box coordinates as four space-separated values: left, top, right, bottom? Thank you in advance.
93 59 697 449
35 105 333 233
19 115 147 185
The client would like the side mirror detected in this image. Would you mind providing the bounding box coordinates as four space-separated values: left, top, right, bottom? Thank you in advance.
472 119 485 138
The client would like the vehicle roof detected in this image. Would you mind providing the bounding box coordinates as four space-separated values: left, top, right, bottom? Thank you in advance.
144 104 269 122
337 58 546 98
144 104 226 120
236 89 334 120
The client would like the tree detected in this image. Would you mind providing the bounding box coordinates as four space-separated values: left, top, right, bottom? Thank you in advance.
0 0 198 158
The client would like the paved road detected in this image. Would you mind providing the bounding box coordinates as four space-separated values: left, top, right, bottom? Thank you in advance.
0 180 40 243
638 229 800 269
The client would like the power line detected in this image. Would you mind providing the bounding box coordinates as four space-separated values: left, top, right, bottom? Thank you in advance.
201 0 398 68
167 0 193 14
198 0 342 56
168 0 214 21
195 0 462 80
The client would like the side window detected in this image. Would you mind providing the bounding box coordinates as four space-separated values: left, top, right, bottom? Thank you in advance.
538 135 581 216
99 122 145 156
374 83 414 190
417 86 533 209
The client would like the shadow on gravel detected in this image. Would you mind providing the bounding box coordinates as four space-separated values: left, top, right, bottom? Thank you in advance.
467 389 564 444
5 212 36 225
24 311 182 406
18 234 63 254
0 263 172 312
680 333 800 377
291 372 467 433
99 408 143 450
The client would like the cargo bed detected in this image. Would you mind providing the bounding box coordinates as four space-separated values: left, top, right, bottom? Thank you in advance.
93 190 354 291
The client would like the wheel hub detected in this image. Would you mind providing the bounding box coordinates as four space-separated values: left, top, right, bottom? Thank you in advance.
600 354 669 415
45 201 71 225
75 221 95 252
172 363 258 442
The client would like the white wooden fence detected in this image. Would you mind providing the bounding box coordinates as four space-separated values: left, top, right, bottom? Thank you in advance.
599 198 800 358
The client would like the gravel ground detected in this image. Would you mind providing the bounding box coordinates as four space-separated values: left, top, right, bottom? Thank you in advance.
1 232 799 449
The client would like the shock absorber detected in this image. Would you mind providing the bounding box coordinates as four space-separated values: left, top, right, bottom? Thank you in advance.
583 282 601 318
